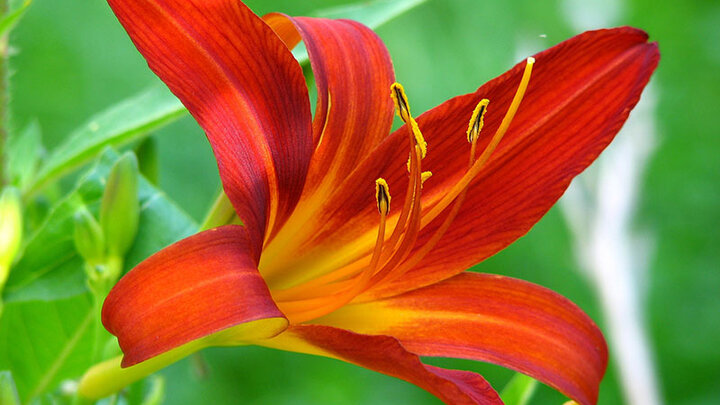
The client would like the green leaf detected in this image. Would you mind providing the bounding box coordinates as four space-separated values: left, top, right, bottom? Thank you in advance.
499 373 538 405
29 86 186 195
134 137 159 185
7 121 42 192
312 0 428 28
0 149 198 403
0 0 31 37
0 294 94 402
3 148 197 303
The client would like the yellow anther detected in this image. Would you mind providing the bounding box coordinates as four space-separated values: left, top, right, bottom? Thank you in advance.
392 83 427 169
375 178 391 215
391 82 412 123
421 171 433 184
467 99 490 143
409 118 427 158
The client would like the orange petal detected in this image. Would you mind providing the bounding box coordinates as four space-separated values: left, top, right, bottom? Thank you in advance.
260 27 659 291
286 16 395 190
317 273 608 405
258 325 502 405
370 27 660 298
106 0 313 259
103 226 287 367
259 14 396 259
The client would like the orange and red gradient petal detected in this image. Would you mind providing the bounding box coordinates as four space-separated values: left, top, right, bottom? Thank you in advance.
259 27 658 290
269 15 395 193
103 226 287 367
317 273 607 405
371 27 660 298
258 325 502 405
107 0 313 259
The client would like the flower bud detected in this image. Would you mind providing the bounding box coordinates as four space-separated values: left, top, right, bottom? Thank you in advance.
0 187 22 288
100 152 139 257
73 207 105 266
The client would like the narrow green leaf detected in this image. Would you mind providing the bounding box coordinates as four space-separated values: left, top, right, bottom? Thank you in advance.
0 294 94 403
7 120 42 192
3 148 197 303
29 86 186 195
312 0 428 27
0 0 31 37
293 0 429 63
500 373 538 405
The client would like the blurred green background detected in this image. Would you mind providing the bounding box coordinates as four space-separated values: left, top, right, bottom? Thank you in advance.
8 0 719 404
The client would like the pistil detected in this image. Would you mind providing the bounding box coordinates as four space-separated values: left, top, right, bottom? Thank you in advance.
421 57 534 227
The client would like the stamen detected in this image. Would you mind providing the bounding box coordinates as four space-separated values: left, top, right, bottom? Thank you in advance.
375 178 391 215
278 179 390 323
421 171 433 184
393 82 427 164
467 99 489 144
421 57 535 228
390 82 412 124
409 119 428 159
382 94 427 259
374 114 482 289
366 145 424 288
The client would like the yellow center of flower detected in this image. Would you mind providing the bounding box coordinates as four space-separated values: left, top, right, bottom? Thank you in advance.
272 57 535 324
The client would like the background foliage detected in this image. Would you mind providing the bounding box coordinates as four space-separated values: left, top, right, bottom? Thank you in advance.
3 0 719 404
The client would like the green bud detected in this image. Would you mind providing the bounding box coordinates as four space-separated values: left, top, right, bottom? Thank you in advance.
73 207 105 266
0 187 22 288
100 152 139 257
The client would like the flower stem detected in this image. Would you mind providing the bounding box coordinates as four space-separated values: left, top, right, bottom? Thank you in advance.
90 255 123 363
78 343 200 400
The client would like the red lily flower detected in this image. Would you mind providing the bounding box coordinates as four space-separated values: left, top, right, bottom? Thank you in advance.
79 1 659 404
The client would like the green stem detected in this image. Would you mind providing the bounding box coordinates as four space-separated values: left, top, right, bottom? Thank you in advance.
78 344 200 400
90 256 123 364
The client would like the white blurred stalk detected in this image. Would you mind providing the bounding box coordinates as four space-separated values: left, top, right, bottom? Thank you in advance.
559 1 663 404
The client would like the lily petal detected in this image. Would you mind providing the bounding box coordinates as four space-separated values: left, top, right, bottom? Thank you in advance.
261 27 659 291
107 0 313 258
258 325 502 405
103 225 288 367
259 14 396 260
273 15 395 189
316 272 607 405
372 27 660 298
